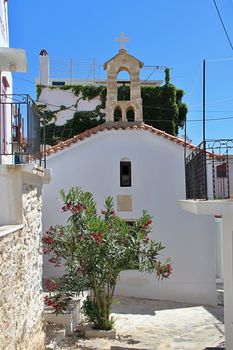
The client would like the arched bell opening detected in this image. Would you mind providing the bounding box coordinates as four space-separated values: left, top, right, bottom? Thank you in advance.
117 68 131 101
126 107 135 122
114 107 122 122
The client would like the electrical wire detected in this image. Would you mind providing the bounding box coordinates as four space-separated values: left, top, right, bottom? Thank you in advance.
12 75 233 123
13 75 36 84
144 116 233 122
212 0 233 50
12 75 233 113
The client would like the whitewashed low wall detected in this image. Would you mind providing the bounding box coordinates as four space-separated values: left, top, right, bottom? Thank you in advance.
115 270 216 305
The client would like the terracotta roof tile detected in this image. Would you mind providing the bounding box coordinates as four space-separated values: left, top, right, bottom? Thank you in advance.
45 122 195 156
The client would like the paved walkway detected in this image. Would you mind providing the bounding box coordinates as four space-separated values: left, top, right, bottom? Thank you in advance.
55 292 225 350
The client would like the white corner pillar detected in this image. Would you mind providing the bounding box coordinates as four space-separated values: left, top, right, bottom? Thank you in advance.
222 214 233 350
0 164 51 225
214 215 223 280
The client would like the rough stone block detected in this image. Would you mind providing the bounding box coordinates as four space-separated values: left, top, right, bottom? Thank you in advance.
85 327 116 339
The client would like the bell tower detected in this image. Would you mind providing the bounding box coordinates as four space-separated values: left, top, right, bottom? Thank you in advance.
104 34 144 123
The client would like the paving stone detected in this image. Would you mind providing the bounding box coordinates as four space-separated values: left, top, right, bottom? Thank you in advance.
111 347 148 350
53 295 225 350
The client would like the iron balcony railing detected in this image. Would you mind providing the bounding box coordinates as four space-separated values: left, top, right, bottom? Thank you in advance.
185 139 233 200
0 94 46 166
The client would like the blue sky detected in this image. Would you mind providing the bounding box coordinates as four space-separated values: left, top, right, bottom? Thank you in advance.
9 0 233 145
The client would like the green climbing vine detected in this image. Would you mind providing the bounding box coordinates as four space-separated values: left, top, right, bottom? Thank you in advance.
142 69 187 135
43 111 104 146
37 68 187 145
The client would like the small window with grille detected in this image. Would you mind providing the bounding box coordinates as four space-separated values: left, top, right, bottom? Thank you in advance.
120 161 131 187
216 163 227 178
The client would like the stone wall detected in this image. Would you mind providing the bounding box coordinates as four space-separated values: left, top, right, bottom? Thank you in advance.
0 165 51 350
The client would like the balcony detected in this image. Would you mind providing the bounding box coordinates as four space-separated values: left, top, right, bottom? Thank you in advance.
0 94 46 166
185 139 233 200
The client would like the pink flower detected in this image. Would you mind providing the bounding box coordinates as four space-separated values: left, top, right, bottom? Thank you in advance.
43 236 54 245
45 279 59 291
44 295 53 307
157 262 172 279
43 247 51 254
75 204 82 211
44 296 64 312
92 231 103 244
71 203 82 213
62 203 71 212
165 263 172 276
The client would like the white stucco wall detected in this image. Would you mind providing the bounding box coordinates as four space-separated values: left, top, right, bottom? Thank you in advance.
0 0 9 48
39 88 101 125
0 165 22 224
0 0 12 162
0 75 13 162
227 160 233 196
43 129 217 305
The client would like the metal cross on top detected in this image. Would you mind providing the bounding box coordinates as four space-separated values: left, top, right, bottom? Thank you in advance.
115 32 129 50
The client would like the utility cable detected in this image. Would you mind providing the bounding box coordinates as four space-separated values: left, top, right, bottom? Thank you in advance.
12 75 233 121
212 0 233 50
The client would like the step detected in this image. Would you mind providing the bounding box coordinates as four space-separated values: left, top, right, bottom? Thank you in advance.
45 322 66 349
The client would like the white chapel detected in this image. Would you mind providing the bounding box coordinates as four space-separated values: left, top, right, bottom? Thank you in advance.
42 44 217 305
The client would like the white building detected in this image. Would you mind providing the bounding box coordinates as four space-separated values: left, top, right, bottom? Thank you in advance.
37 49 163 126
43 48 218 306
0 0 27 164
0 2 51 349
